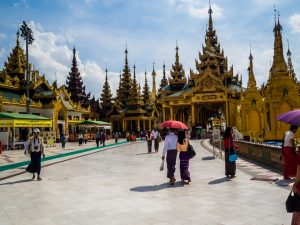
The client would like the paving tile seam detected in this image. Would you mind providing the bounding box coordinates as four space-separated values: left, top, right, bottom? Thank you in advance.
0 141 135 181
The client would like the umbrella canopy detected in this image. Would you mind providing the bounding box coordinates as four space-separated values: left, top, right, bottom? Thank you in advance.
160 120 189 129
276 110 300 127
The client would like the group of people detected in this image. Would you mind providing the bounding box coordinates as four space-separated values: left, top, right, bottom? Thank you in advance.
96 131 107 147
145 129 161 153
162 129 191 185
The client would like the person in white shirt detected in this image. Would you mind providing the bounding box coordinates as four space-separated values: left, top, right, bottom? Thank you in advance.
283 125 299 180
162 129 178 185
25 128 45 181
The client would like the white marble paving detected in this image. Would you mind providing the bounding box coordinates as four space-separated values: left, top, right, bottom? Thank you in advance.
0 140 293 225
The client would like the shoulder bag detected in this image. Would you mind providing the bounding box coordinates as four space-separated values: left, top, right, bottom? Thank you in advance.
187 142 196 159
229 138 238 162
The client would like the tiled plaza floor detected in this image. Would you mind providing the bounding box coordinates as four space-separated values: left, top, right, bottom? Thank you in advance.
0 140 293 225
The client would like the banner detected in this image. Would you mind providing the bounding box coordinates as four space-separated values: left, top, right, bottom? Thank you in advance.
0 119 52 128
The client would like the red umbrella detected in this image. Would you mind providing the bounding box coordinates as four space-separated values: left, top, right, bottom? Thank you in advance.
160 120 189 129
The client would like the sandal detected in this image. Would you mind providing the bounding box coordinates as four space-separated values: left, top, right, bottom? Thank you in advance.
37 177 42 181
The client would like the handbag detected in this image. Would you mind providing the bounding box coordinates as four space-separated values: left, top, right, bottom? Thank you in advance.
187 143 196 159
286 191 300 213
159 159 164 171
228 138 238 162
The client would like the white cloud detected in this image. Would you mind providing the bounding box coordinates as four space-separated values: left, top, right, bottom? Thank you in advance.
188 4 223 19
0 33 7 40
252 0 285 8
289 14 300 33
167 0 223 19
25 21 119 99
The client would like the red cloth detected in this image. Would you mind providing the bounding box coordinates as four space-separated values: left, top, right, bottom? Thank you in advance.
283 146 299 178
223 136 234 149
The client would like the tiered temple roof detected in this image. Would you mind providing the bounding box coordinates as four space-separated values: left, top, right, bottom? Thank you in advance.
66 47 89 107
100 68 113 113
118 48 132 106
142 71 151 106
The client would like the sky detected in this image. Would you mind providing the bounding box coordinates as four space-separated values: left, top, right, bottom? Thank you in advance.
0 0 300 99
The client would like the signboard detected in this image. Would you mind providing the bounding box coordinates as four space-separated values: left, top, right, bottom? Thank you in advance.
202 95 217 100
40 131 56 147
0 119 52 128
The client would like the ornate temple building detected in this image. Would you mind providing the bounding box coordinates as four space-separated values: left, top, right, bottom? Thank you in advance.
159 5 242 129
0 31 90 139
1 5 299 141
109 48 158 132
237 15 300 140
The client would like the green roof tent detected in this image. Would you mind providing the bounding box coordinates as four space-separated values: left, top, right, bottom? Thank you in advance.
0 112 50 120
0 112 52 147
78 120 111 129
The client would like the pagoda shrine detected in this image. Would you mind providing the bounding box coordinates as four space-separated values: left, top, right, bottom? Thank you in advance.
0 31 90 140
237 14 300 141
159 4 241 128
109 48 157 132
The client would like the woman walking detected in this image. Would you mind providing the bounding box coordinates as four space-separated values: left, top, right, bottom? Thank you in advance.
26 128 45 181
177 130 191 184
223 127 238 178
146 130 153 153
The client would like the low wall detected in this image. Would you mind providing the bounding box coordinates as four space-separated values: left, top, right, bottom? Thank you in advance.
234 141 283 171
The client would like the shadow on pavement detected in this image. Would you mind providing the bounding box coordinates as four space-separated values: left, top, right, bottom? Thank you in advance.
130 182 183 192
202 156 215 160
0 179 33 186
208 177 231 185
136 153 150 155
275 179 295 187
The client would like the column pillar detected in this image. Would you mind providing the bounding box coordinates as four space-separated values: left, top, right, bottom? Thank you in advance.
137 119 140 132
191 104 195 125
170 107 173 120
162 107 166 122
148 119 151 130
225 100 229 126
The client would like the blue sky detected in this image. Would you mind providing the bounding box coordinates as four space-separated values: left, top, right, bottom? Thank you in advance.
0 0 300 98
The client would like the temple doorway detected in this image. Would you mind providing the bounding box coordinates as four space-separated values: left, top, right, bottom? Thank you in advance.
195 103 226 129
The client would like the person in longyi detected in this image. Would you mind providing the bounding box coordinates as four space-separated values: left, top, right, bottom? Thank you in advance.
25 128 45 181
176 130 191 184
223 127 239 179
162 128 178 185
283 125 299 180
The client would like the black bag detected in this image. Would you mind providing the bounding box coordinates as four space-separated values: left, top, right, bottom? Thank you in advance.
187 143 196 159
286 191 300 213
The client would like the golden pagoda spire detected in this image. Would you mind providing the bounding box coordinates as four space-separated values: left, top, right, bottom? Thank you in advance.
169 42 186 89
143 70 151 105
270 10 288 75
160 63 168 89
208 0 213 31
247 46 257 89
286 39 297 84
151 62 157 100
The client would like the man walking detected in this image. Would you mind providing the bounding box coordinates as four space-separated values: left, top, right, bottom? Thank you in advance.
162 128 178 185
153 129 160 153
26 128 45 181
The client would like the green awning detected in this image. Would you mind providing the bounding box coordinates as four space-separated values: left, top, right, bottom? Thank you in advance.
78 120 111 126
0 112 50 120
